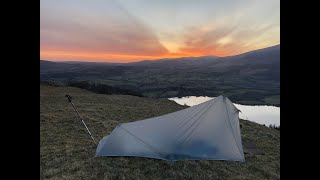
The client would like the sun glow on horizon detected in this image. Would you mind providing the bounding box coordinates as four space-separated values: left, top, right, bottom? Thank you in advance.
40 49 226 62
40 0 279 62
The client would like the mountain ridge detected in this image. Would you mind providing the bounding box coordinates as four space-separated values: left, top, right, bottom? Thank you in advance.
41 44 279 64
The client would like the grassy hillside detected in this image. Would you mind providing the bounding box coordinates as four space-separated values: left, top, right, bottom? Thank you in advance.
40 84 280 179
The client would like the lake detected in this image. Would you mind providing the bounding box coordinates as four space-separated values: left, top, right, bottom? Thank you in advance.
168 96 280 127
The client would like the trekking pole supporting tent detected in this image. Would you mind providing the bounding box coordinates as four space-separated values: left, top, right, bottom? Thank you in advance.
65 94 97 145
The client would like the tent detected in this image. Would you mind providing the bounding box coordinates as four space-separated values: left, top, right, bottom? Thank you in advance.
96 95 245 162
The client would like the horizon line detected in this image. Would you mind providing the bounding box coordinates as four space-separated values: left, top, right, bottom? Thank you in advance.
41 44 280 64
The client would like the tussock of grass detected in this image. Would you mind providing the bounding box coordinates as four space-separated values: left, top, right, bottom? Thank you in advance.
40 85 279 179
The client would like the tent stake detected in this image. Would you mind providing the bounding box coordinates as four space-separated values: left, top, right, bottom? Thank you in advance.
65 94 97 145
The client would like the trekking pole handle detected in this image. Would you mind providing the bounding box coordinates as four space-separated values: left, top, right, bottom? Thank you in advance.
65 94 72 102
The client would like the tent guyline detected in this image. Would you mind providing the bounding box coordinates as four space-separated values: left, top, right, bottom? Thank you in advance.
64 94 245 161
65 94 97 145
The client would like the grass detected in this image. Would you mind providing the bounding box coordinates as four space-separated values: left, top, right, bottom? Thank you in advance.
40 84 280 179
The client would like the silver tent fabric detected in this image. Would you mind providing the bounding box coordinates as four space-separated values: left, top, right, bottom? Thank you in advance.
96 95 245 161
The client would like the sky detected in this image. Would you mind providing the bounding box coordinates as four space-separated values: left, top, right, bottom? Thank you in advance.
40 0 280 62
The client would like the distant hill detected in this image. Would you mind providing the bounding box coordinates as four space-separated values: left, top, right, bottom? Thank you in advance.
40 84 280 179
129 55 220 67
40 45 280 106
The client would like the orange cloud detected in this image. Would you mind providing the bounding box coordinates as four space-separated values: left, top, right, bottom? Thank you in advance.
176 22 279 58
41 0 169 62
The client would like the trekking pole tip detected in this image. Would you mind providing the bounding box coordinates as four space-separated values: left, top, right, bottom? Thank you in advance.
65 94 72 102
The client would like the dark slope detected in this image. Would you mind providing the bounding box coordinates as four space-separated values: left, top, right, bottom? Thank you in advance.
40 45 280 106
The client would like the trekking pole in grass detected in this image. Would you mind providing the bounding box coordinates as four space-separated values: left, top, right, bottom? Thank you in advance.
65 94 97 145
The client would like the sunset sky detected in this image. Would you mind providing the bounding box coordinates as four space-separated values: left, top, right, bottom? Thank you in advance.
40 0 280 62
